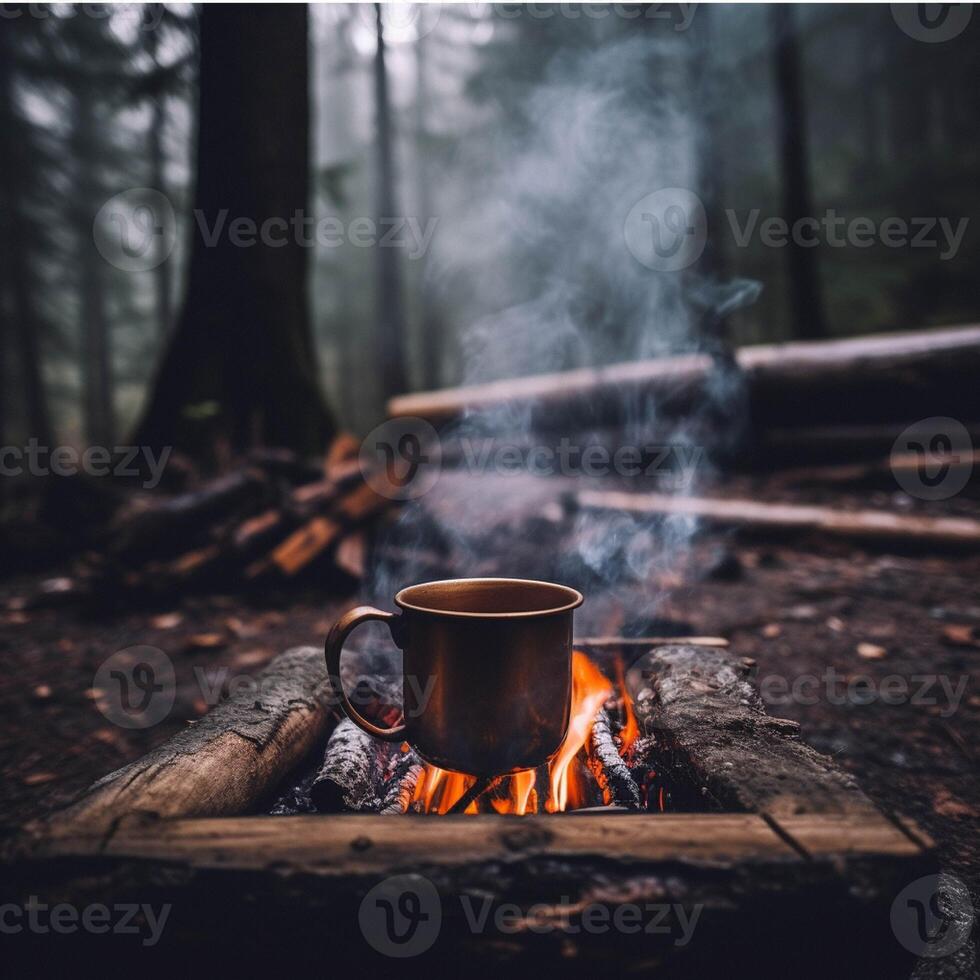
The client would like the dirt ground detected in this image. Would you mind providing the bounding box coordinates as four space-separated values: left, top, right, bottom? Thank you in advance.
1 476 977 975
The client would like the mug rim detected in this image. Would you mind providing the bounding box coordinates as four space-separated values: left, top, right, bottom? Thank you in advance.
394 577 584 619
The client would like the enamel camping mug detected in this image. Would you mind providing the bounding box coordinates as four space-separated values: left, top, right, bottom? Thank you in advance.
325 577 583 776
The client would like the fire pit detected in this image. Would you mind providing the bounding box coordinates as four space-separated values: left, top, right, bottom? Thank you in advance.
7 640 933 977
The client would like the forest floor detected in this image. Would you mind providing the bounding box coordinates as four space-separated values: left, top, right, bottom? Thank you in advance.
1 474 977 976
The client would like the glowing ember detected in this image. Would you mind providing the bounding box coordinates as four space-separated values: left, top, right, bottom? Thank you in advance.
411 650 614 814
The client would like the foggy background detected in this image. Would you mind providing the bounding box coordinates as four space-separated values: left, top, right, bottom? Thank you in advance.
1 2 977 445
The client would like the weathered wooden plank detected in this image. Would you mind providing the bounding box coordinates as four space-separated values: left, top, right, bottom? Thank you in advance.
28 813 798 869
772 813 931 858
25 809 930 875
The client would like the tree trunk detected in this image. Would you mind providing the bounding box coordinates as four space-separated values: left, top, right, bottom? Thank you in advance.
770 5 825 340
134 5 333 463
0 32 52 448
373 4 408 400
147 8 174 340
414 27 442 390
74 88 115 448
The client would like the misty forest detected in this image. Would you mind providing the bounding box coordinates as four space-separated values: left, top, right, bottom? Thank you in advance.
2 3 977 450
2 5 979 978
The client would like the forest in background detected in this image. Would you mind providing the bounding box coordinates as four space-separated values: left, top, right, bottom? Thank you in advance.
1 2 977 448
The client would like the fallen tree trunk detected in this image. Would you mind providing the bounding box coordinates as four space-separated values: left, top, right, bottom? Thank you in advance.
30 646 333 839
576 488 980 550
389 323 980 435
625 645 876 817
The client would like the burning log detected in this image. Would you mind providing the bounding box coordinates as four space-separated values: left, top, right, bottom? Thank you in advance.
377 749 424 814
309 718 385 812
33 647 332 838
585 707 640 808
576 489 980 550
625 645 877 816
311 672 408 812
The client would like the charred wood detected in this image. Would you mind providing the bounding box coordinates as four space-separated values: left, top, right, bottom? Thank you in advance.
585 708 640 808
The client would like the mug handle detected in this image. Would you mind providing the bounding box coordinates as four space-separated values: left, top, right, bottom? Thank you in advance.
325 606 407 742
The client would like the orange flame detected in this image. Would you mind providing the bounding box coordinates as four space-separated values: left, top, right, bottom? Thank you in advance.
411 651 613 814
614 656 639 752
546 652 611 811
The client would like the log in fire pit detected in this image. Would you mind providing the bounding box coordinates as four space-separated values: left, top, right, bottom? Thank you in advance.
6 641 933 977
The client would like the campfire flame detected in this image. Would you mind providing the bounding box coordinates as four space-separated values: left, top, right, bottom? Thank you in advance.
411 651 616 814
614 657 640 751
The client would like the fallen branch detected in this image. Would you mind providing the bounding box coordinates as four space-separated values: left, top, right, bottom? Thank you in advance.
576 489 980 550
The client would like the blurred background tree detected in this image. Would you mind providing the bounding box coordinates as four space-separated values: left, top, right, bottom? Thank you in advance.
0 2 976 452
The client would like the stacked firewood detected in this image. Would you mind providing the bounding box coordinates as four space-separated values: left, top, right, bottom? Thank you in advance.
20 435 393 608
